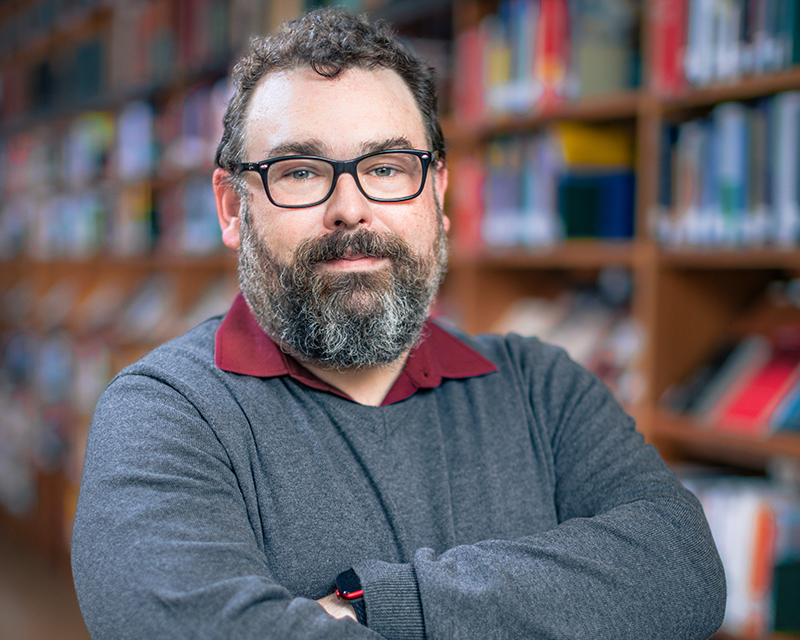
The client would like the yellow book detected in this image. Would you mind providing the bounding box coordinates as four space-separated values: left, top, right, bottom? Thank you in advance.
553 122 635 167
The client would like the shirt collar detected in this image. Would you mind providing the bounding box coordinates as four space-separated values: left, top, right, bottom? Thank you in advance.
215 293 497 406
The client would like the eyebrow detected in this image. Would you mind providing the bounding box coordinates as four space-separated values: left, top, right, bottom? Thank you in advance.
263 136 416 160
266 140 325 158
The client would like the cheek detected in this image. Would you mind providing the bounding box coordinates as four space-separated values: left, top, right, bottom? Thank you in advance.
384 201 441 251
252 208 325 261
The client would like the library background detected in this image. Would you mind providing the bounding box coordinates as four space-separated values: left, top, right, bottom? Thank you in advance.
1 0 800 638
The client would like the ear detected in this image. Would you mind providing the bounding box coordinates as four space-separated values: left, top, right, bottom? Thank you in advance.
433 162 450 233
213 168 242 250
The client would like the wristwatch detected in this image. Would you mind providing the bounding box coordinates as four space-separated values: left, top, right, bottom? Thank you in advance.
335 568 367 625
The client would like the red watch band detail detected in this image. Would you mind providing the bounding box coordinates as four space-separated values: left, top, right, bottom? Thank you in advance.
335 587 364 601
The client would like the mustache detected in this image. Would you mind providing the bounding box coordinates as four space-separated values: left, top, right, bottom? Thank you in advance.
296 228 409 265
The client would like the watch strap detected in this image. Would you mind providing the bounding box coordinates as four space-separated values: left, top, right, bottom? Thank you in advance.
336 568 367 625
351 598 367 625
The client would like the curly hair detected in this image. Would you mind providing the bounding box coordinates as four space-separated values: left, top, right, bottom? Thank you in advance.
214 7 445 178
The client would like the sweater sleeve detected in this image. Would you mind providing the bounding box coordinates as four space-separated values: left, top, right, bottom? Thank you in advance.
71 371 383 640
354 338 726 640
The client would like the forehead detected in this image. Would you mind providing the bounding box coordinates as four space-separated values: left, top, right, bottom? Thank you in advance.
244 66 427 158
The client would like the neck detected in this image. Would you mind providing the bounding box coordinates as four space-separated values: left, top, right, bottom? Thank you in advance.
301 352 409 407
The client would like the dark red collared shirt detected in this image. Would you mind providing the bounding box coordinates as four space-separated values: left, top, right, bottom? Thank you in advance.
215 293 498 406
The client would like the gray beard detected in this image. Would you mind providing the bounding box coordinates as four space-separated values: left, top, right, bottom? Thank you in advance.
236 204 448 370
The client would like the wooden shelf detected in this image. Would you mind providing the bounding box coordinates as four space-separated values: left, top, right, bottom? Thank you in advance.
652 410 800 470
658 247 800 271
0 251 236 275
450 240 641 270
444 89 641 146
0 3 112 66
659 67 800 112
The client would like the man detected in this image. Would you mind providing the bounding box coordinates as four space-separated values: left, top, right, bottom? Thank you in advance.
71 8 726 640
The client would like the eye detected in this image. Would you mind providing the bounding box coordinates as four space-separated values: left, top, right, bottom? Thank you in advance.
274 163 321 182
289 169 314 181
372 165 397 178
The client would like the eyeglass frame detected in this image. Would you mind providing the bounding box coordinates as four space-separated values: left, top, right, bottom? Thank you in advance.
232 148 439 209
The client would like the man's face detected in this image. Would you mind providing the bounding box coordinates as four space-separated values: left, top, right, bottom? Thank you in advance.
221 66 450 369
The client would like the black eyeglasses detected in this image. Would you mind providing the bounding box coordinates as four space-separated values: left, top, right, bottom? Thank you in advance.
233 149 437 209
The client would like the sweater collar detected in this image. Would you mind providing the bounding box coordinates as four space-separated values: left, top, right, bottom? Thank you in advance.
215 293 497 406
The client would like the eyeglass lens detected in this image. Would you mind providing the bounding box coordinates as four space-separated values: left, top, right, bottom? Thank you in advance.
266 152 424 207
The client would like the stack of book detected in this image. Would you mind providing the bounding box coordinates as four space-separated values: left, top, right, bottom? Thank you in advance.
664 324 800 437
476 122 636 250
452 0 640 123
654 92 800 248
0 77 230 259
491 267 644 404
0 270 239 517
650 0 800 95
678 469 800 637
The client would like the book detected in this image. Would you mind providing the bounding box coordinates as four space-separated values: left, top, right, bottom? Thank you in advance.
648 0 688 95
714 341 800 436
771 91 800 246
680 475 800 638
114 101 156 182
557 172 635 239
452 24 487 125
533 0 573 104
482 137 526 247
109 183 154 257
688 334 772 418
769 377 800 431
181 176 223 255
573 0 639 97
553 122 635 168
654 92 800 249
480 133 565 248
449 155 487 253
715 101 750 245
521 133 563 246
660 341 738 413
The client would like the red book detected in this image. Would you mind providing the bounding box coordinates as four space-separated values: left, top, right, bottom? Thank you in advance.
716 345 800 437
450 154 486 254
452 25 487 126
534 0 571 104
649 0 688 96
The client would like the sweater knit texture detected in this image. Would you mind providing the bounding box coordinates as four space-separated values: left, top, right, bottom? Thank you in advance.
71 317 726 639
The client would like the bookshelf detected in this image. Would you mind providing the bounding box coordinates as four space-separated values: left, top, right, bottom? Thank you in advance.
2 0 800 637
441 1 800 637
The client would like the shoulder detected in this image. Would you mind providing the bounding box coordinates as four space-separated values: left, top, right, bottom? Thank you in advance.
127 316 221 375
110 316 225 392
434 323 625 431
434 321 575 380
99 316 235 415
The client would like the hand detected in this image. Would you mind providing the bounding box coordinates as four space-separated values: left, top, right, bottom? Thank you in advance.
316 592 357 620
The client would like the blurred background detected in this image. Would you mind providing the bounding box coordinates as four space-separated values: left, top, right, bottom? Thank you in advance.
1 0 799 638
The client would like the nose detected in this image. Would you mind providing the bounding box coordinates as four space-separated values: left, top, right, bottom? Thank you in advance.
322 172 374 230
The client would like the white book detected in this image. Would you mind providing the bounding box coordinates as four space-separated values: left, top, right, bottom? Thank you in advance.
685 0 717 85
771 92 800 246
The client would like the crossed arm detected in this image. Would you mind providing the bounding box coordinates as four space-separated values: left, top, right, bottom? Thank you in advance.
71 340 726 640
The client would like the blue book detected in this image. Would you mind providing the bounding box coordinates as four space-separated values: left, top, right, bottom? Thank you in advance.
557 172 635 239
769 378 800 431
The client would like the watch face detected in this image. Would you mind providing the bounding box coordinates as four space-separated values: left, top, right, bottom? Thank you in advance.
336 569 363 600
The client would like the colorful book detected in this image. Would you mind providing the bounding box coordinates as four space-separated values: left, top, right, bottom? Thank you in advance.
768 378 800 431
558 172 635 239
690 334 772 418
715 342 800 436
649 0 688 95
449 155 487 253
452 25 487 125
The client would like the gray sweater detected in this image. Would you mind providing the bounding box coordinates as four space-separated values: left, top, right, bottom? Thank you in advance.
71 317 726 639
